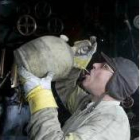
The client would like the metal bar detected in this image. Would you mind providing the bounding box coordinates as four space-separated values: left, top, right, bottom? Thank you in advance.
11 63 18 88
0 49 6 78
0 71 10 88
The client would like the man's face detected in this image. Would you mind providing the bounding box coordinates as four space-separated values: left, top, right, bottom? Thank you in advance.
82 62 114 95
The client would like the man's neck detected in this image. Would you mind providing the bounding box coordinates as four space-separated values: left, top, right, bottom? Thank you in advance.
91 93 116 102
102 94 117 101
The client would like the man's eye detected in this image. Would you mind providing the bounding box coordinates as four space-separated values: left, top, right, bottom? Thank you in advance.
102 63 114 74
102 64 108 69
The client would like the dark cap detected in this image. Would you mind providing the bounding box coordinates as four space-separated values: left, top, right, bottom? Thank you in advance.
101 52 139 100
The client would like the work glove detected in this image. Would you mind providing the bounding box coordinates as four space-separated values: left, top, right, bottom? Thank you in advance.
72 36 97 69
18 66 57 114
18 66 54 96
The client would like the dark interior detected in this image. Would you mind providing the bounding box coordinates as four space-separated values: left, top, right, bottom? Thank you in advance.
0 0 139 139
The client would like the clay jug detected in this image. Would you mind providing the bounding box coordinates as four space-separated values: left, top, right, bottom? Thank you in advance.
14 35 74 81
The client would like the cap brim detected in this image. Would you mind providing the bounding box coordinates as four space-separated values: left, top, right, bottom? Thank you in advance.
101 52 116 71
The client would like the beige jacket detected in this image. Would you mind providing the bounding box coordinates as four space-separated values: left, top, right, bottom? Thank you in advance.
28 68 130 140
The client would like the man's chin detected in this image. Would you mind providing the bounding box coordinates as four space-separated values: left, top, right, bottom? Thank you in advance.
81 80 89 90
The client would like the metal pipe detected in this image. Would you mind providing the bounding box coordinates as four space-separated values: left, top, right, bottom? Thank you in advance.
11 63 18 88
0 49 6 78
0 71 10 88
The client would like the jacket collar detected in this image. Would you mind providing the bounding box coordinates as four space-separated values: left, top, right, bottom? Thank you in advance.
85 100 120 113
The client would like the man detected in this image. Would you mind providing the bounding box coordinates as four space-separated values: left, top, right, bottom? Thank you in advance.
18 42 139 140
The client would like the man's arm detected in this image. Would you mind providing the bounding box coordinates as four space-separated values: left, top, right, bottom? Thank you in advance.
55 37 97 113
55 68 88 114
28 101 130 140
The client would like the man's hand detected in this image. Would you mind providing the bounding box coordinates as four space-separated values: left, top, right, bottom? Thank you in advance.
18 66 57 114
72 36 97 69
18 66 54 97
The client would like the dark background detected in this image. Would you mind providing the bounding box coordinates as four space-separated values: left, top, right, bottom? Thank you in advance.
0 0 139 139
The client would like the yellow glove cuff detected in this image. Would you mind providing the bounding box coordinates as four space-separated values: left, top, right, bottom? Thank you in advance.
74 57 90 69
27 86 58 114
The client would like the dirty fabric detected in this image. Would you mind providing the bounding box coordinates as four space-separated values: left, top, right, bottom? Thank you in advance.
27 68 130 140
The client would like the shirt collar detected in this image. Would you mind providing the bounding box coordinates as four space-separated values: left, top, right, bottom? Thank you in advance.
86 100 120 110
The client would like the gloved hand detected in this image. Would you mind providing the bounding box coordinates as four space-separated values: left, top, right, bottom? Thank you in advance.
18 66 57 114
72 36 97 69
18 66 54 96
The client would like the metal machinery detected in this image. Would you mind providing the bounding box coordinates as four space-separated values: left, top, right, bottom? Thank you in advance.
0 0 139 139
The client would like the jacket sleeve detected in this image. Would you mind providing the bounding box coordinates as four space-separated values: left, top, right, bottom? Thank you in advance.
55 68 88 113
28 106 130 140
